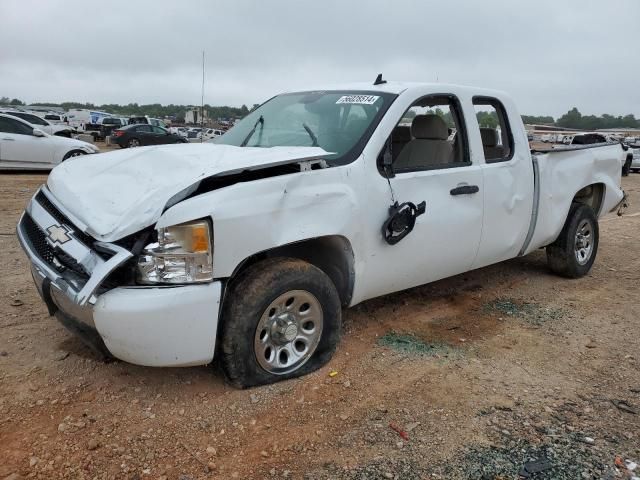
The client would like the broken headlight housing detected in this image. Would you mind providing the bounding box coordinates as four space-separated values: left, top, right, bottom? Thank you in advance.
137 220 213 284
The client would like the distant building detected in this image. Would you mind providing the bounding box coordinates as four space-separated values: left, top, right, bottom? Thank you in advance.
185 107 209 125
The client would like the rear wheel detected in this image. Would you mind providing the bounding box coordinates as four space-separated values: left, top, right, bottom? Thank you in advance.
220 258 341 388
546 203 599 278
128 138 141 148
62 150 86 161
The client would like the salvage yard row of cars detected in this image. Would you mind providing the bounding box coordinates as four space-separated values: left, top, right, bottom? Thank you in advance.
12 79 631 388
0 109 228 169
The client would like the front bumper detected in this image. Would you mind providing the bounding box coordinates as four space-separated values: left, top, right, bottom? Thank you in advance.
18 186 222 367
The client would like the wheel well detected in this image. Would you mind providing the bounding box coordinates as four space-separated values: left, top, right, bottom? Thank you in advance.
230 236 355 306
62 149 86 160
572 183 605 216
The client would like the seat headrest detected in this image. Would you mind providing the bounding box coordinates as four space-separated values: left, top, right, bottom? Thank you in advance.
412 114 448 140
392 125 412 143
480 127 499 147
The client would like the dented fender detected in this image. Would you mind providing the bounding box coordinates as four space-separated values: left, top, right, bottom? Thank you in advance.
157 163 362 279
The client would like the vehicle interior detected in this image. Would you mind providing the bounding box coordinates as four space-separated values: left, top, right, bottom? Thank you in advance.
388 95 467 171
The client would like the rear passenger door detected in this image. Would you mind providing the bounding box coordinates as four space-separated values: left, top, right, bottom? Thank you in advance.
135 125 153 145
471 96 534 268
374 94 484 290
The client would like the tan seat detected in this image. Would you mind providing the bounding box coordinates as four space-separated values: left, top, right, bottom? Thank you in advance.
480 127 505 160
394 115 453 170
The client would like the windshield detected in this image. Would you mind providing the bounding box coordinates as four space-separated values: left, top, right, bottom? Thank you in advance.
213 90 396 165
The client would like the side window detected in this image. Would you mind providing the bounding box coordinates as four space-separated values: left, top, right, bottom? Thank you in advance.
152 126 166 134
384 95 470 173
0 117 33 135
472 97 514 163
137 125 152 133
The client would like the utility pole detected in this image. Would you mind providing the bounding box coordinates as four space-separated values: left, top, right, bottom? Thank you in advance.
201 50 205 142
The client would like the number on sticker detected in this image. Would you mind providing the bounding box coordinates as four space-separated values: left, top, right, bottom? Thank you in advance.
336 95 380 105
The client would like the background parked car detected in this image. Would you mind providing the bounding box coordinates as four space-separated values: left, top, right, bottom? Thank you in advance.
43 113 64 124
201 128 224 140
169 126 189 138
128 116 166 127
99 117 129 139
0 110 74 137
630 143 640 172
186 127 202 139
112 124 188 148
0 113 99 170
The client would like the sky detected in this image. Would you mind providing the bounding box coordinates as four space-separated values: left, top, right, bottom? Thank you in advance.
0 0 638 118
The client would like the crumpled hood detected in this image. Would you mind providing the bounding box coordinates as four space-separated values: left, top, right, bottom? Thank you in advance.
47 143 329 241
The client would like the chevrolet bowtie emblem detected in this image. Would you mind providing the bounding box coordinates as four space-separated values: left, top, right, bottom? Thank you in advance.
46 224 71 245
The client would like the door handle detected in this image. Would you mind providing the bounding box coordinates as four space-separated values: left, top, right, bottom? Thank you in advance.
450 185 479 196
2 138 15 141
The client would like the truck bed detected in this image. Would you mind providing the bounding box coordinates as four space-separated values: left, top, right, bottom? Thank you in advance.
521 142 625 256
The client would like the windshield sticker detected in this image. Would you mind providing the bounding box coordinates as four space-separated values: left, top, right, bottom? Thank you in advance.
336 95 380 105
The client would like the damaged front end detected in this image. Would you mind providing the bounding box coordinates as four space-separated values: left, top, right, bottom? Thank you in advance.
16 187 134 355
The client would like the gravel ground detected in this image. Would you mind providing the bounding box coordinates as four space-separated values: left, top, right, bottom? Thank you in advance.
0 171 639 480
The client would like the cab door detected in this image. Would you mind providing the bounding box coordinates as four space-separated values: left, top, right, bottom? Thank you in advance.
471 96 533 268
364 93 484 297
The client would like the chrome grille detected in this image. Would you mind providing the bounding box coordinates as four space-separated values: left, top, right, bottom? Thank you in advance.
22 213 55 265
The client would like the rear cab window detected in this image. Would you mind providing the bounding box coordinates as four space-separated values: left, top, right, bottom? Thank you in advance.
472 96 514 163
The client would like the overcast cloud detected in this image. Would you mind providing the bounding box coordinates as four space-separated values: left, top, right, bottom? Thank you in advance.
0 0 638 117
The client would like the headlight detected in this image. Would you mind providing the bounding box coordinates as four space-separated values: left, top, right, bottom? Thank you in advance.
137 220 213 284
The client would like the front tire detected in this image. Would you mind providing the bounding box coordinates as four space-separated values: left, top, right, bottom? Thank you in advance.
220 258 341 388
62 150 86 161
546 203 599 278
622 156 632 176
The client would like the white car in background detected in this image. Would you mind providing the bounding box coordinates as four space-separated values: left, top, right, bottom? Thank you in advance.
201 128 224 140
0 110 74 137
169 126 189 138
0 113 99 170
630 144 640 172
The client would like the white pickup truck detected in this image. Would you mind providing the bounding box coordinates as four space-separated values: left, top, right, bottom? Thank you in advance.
17 80 627 388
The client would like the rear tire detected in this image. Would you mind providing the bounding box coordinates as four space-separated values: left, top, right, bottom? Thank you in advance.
220 258 341 388
546 203 599 278
128 138 141 148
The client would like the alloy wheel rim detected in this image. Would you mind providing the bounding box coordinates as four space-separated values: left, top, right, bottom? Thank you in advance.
254 290 323 375
574 219 593 265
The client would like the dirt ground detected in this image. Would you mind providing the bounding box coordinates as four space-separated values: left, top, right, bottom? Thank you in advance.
1 171 639 480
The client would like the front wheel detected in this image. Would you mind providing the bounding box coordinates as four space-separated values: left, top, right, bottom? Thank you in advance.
622 157 632 176
62 150 86 161
546 203 599 278
220 258 341 388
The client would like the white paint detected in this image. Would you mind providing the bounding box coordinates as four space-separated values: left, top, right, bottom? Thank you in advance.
93 282 221 366
155 83 624 308
31 81 626 368
0 113 98 170
47 143 329 241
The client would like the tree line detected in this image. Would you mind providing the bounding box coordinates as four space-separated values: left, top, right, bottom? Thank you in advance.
2 96 639 129
0 97 257 122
